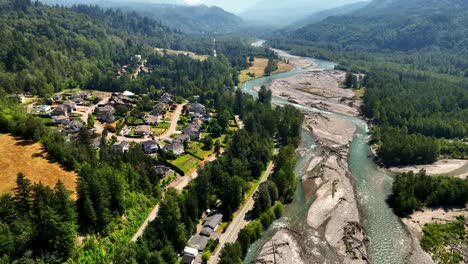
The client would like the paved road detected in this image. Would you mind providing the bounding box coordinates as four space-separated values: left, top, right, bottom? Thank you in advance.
209 159 276 263
156 103 184 141
130 149 220 242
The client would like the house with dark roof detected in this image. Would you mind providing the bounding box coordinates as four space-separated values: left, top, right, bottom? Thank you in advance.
174 134 190 145
52 105 68 116
187 235 209 252
150 102 166 116
160 93 174 105
111 141 130 153
188 103 206 116
183 122 201 140
152 166 171 178
98 111 115 124
52 115 70 125
200 213 223 237
142 140 158 154
182 246 198 264
62 101 76 113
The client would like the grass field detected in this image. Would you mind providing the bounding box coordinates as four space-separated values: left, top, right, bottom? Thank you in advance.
355 87 365 99
0 134 77 195
239 58 294 83
170 154 201 174
155 48 208 61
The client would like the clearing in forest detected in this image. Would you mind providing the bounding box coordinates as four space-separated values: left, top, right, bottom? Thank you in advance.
239 58 293 83
0 134 77 195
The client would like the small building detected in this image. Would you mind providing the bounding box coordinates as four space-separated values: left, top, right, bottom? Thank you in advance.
66 120 84 133
52 115 70 125
189 103 206 116
98 111 115 124
71 97 84 105
187 235 209 252
152 166 171 178
52 105 68 116
182 246 198 264
37 105 51 113
163 142 184 155
150 102 166 116
201 213 223 237
142 140 158 154
192 112 202 121
98 105 114 113
183 122 202 141
144 115 158 126
160 93 174 105
174 134 190 145
134 125 152 136
62 101 76 113
111 141 130 153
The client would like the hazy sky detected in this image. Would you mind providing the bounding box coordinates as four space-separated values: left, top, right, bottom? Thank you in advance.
183 0 256 13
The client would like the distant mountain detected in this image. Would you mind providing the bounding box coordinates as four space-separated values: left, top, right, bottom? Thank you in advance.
285 0 468 53
40 0 243 34
285 1 369 30
240 0 365 27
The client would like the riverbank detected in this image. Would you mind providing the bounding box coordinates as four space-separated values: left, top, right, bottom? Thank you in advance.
252 51 368 263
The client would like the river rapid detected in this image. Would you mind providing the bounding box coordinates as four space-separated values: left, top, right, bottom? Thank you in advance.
241 50 413 264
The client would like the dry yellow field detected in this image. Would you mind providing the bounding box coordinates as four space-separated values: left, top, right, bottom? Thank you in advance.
0 134 77 195
239 58 293 83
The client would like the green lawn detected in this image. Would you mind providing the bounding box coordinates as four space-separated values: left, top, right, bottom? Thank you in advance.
151 127 166 136
157 122 171 129
170 154 201 174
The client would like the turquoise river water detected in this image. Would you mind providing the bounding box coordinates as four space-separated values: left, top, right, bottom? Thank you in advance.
241 55 412 264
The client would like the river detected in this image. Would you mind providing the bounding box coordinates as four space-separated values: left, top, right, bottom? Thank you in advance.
240 52 412 264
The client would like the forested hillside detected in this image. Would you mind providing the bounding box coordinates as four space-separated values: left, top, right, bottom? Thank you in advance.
42 0 244 34
0 0 190 96
271 0 468 165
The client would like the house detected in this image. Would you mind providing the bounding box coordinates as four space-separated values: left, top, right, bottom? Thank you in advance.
152 166 171 178
66 120 83 133
134 125 152 136
142 140 158 154
160 93 174 105
62 101 76 113
37 105 51 113
52 105 68 116
98 111 115 124
200 213 223 237
182 246 198 264
189 103 206 116
72 97 84 105
111 141 130 153
98 105 114 113
174 134 190 145
69 92 88 100
187 235 209 252
52 115 70 125
144 115 158 126
183 122 202 140
163 142 184 155
150 102 166 116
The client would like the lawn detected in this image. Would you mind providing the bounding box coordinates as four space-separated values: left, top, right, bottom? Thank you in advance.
0 134 77 196
355 88 365 99
170 154 201 174
157 122 171 129
151 127 166 136
239 58 293 83
155 48 208 61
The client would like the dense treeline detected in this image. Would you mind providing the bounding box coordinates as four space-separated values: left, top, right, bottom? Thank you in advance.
0 0 268 97
389 170 468 216
0 174 76 264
